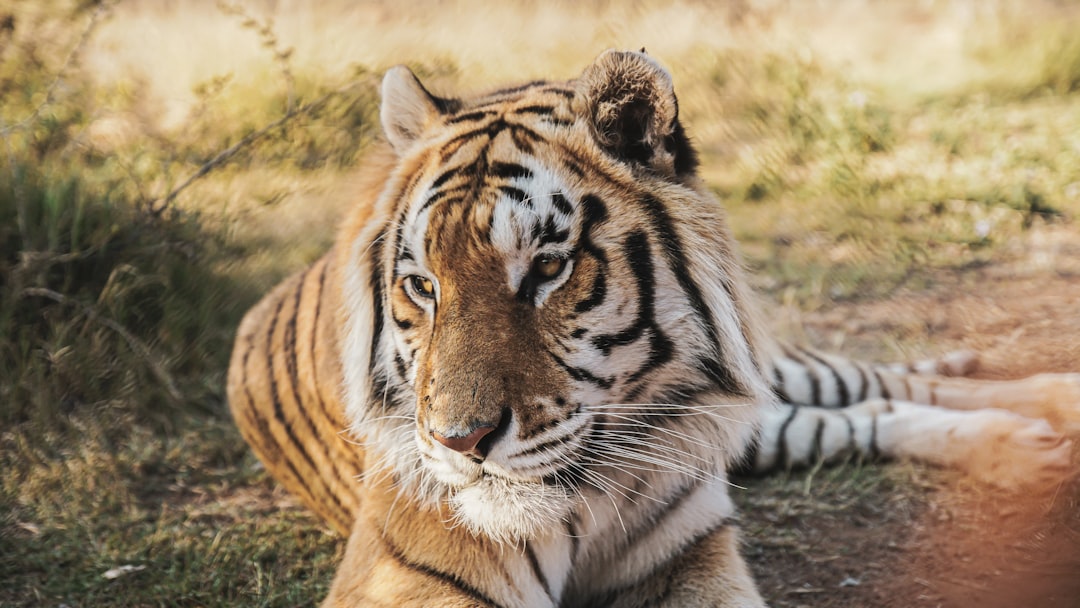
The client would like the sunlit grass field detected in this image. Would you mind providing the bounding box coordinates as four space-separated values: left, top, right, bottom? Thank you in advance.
2 1 1079 605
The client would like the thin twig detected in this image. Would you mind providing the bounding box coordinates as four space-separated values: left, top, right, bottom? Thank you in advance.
0 3 112 137
217 1 296 113
21 287 183 402
147 83 359 216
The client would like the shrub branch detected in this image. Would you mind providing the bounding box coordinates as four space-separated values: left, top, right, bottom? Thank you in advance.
147 82 365 216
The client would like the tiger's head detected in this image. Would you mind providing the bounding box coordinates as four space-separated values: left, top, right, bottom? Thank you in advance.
340 51 774 543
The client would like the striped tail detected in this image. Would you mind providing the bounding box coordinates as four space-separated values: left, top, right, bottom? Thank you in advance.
770 343 980 409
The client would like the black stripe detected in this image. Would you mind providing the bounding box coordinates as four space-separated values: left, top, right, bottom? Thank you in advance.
783 346 821 406
810 417 826 463
563 158 585 177
417 185 469 215
441 125 496 154
431 165 463 189
928 380 938 406
284 268 355 506
775 404 800 470
509 125 541 153
309 260 328 399
266 290 351 523
445 120 546 155
536 216 568 246
618 479 701 555
512 427 576 459
306 260 363 487
240 347 314 516
838 411 856 460
390 221 408 279
393 354 409 382
525 545 552 601
368 229 386 377
574 273 606 314
489 161 533 181
638 194 747 397
590 232 657 354
551 192 573 215
515 104 555 116
499 185 530 205
801 348 850 407
855 363 869 402
240 337 284 470
615 233 674 385
547 349 614 389
869 412 881 460
542 115 575 127
771 363 793 403
543 87 576 99
572 195 609 314
732 429 761 475
873 368 891 400
447 109 496 124
379 535 504 608
593 516 734 606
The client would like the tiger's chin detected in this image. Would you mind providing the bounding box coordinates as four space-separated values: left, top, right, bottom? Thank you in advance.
447 474 576 545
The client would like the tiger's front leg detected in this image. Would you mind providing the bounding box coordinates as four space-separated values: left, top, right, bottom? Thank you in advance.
324 519 496 608
748 400 1074 488
594 525 766 608
323 476 536 608
326 520 766 608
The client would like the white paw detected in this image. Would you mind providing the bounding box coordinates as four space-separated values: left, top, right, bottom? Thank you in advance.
1031 373 1080 434
956 411 1074 490
939 350 980 377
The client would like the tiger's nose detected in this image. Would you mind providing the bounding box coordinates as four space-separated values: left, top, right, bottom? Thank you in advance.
431 424 497 458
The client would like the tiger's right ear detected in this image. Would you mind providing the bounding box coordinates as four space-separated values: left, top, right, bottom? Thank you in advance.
380 66 445 153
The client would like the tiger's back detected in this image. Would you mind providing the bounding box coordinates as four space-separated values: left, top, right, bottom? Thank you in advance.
227 253 363 534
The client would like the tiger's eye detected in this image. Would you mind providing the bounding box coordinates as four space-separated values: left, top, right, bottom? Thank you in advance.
533 255 565 279
410 275 435 298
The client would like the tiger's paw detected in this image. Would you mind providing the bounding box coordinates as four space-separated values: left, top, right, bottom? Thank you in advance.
1030 373 1080 434
958 411 1074 490
937 349 980 377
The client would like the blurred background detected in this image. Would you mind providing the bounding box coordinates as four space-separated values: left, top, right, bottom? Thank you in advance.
2 1 1079 606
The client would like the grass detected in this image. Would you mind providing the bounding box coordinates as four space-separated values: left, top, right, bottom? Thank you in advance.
1 0 1079 605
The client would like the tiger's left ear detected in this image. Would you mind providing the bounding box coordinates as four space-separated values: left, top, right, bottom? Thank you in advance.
380 66 447 153
576 50 698 177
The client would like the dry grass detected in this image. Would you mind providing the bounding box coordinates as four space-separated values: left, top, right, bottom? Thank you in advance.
2 0 1079 605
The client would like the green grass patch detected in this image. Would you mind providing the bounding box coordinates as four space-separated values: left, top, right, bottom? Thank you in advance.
0 418 341 607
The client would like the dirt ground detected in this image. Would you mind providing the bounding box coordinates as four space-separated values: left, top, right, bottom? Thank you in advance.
738 267 1080 608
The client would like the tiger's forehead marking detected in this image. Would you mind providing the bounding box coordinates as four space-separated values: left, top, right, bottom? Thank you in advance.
411 152 578 287
394 99 584 286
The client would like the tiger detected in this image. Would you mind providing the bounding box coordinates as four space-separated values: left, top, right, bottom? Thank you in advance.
226 50 1080 607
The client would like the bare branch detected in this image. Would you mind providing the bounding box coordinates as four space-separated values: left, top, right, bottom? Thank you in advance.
146 82 364 216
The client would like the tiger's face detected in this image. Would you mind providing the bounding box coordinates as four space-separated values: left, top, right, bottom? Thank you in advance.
341 51 772 542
